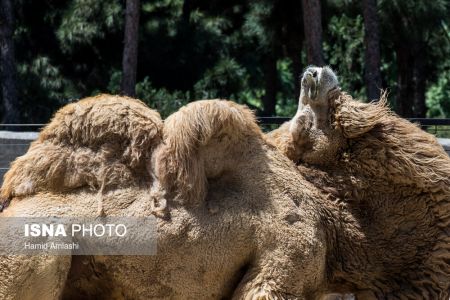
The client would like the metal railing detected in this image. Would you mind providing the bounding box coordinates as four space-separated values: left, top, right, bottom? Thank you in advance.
257 117 450 126
257 117 450 137
0 119 449 184
1 118 450 136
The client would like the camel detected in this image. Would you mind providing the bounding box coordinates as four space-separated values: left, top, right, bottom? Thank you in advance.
267 66 450 299
0 94 336 299
1 82 449 299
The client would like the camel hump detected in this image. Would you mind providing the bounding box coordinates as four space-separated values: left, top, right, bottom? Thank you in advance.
1 94 163 200
154 99 262 206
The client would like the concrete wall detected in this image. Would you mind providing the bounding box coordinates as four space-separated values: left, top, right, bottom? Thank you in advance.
438 138 450 157
0 131 449 186
0 131 38 184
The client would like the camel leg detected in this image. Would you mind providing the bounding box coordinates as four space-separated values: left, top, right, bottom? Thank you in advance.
0 255 71 300
231 270 294 300
230 257 311 300
231 219 328 299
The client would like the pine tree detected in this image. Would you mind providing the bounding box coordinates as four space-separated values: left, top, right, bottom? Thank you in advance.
121 0 140 97
0 0 20 123
362 0 382 101
302 0 324 66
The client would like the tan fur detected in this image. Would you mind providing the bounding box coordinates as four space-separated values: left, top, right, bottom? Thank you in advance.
1 96 335 299
153 100 262 206
334 92 450 190
268 70 450 299
4 88 448 299
265 122 300 162
1 94 163 201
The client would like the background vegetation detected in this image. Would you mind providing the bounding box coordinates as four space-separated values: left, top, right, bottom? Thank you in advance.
1 0 449 123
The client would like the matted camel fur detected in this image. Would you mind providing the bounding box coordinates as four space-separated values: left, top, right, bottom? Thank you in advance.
1 95 334 299
267 66 450 299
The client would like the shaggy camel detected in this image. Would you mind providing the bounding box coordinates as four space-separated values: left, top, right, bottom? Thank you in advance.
267 66 450 299
0 94 336 299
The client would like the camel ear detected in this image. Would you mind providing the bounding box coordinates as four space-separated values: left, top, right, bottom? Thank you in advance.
1 94 163 200
334 92 390 138
155 100 262 206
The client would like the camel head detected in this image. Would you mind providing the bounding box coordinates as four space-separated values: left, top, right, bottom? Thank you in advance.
299 66 339 109
289 66 340 146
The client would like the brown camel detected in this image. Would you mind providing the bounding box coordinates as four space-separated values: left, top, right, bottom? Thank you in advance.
1 94 335 299
1 79 448 299
267 66 450 299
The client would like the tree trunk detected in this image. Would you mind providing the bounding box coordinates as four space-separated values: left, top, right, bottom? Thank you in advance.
395 45 414 118
362 0 382 101
262 55 277 116
412 44 426 117
286 42 303 101
286 35 303 101
301 0 325 66
284 0 303 101
291 52 302 101
181 0 192 24
121 0 140 97
0 0 20 123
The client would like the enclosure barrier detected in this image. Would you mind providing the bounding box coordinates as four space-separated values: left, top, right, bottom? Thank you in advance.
0 118 450 185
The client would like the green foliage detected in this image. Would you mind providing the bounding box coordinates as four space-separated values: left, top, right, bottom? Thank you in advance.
57 0 123 53
426 68 450 118
324 14 365 99
426 18 450 118
275 59 297 117
242 1 274 49
20 57 66 98
193 57 249 101
106 69 188 118
136 78 189 118
378 0 450 114
189 10 233 39
142 0 183 36
379 0 449 42
16 56 78 121
2 0 450 123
